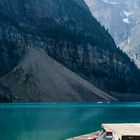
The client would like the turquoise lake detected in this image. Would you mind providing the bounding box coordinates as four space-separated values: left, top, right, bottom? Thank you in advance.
0 103 140 140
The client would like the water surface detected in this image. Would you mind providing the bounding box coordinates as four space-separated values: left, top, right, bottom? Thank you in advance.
0 102 140 140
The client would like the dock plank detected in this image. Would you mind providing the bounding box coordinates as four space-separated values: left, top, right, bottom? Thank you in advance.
67 131 101 140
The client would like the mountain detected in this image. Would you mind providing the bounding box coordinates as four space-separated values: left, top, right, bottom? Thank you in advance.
1 47 116 102
85 0 140 68
0 0 140 102
0 83 12 102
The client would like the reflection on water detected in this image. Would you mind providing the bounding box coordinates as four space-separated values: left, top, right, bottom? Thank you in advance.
0 103 140 140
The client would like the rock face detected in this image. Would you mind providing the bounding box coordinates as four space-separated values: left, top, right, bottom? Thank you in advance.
0 15 25 77
0 0 140 101
1 47 116 102
0 83 13 102
85 0 140 68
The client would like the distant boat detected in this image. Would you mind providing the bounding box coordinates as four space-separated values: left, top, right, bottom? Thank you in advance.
97 102 103 104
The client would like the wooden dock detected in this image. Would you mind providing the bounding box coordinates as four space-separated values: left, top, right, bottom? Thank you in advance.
67 131 101 140
67 123 140 140
102 123 140 140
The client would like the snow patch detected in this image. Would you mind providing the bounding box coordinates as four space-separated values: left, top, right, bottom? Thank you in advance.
102 0 117 5
123 18 131 24
123 10 132 17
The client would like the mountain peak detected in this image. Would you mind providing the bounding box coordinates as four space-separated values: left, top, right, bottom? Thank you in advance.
0 0 140 102
85 0 140 68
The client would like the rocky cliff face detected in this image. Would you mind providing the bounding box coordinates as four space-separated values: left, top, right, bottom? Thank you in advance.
1 47 116 102
85 0 140 68
0 83 13 102
0 0 140 102
0 15 25 77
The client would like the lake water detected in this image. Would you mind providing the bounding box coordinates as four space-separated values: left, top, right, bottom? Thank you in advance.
0 102 140 140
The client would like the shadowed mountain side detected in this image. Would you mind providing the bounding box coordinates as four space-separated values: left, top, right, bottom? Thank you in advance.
0 0 140 95
0 47 116 102
0 83 13 102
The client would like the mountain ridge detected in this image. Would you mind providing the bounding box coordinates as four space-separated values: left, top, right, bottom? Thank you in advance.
85 0 140 68
0 0 140 101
